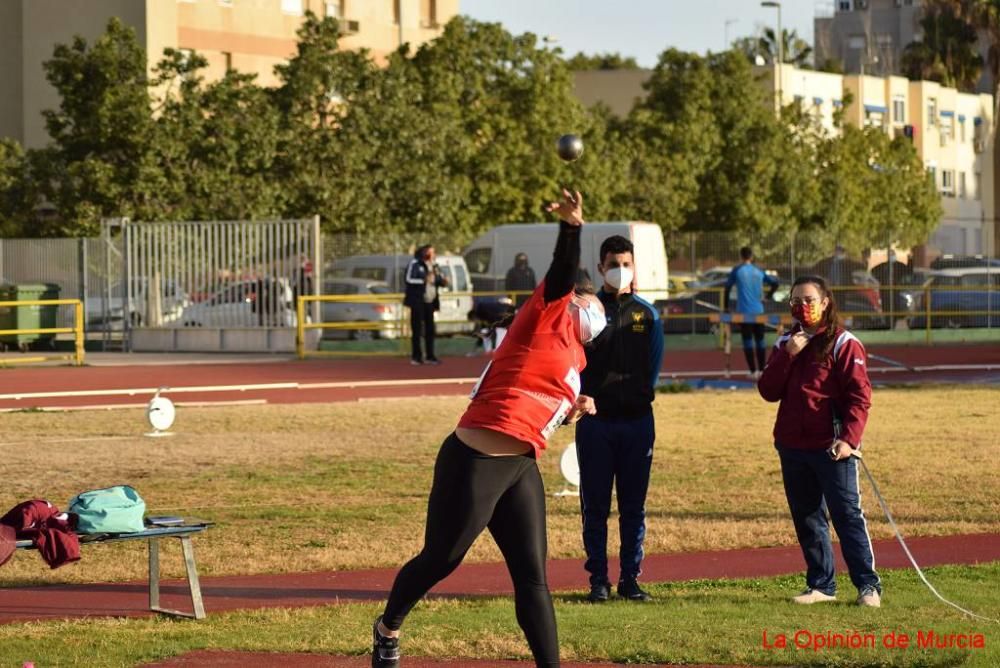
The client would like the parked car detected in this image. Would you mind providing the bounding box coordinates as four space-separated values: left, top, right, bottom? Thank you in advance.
662 276 885 334
909 267 998 328
87 278 190 329
320 278 401 340
179 278 296 327
326 254 474 335
667 272 699 297
929 255 1000 270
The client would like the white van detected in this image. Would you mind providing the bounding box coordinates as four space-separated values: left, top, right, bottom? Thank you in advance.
463 222 669 304
326 254 474 335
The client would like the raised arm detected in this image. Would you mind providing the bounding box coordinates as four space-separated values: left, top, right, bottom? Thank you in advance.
543 189 584 303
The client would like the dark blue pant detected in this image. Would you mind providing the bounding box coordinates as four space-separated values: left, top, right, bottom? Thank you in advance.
778 447 881 595
739 323 767 372
576 413 654 585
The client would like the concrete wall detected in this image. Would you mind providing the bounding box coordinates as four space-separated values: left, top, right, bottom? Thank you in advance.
16 0 147 149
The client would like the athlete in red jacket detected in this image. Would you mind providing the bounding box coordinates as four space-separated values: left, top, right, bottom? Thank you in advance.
372 190 604 668
758 275 881 608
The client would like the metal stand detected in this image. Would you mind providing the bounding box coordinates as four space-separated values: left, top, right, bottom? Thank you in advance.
148 535 206 620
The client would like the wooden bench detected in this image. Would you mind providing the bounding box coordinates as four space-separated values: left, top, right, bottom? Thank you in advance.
15 520 212 620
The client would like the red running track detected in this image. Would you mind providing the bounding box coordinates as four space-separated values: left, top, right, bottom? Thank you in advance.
1 533 996 625
0 344 997 411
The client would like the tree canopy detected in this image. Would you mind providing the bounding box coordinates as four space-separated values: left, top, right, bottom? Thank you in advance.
0 13 944 253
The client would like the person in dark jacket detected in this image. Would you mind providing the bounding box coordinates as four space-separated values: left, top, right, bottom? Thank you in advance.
403 245 448 365
505 253 537 307
758 275 881 608
576 235 664 603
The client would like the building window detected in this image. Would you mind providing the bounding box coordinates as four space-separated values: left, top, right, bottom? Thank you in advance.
848 35 865 50
959 118 966 142
393 0 401 25
927 98 937 125
839 1 851 10
892 96 905 125
959 172 967 198
420 0 437 27
975 172 982 200
940 115 953 142
941 169 954 196
326 1 344 18
281 0 303 15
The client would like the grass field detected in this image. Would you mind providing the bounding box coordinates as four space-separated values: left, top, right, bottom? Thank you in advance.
0 564 996 666
1 386 997 585
0 385 997 666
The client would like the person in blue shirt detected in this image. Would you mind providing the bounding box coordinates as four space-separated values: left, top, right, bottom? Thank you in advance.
725 247 779 378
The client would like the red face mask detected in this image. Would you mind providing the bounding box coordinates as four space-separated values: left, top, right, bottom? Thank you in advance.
791 300 823 327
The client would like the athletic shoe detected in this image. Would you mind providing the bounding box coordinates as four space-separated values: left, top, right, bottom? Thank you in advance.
792 588 837 604
617 578 652 601
372 615 400 668
857 587 881 608
587 580 610 603
410 358 423 366
425 357 441 365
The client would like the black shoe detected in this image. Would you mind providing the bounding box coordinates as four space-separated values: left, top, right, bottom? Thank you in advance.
617 579 652 602
425 357 441 365
587 580 611 603
372 615 400 668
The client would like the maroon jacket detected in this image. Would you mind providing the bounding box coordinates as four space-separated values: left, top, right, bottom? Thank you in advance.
0 500 80 569
758 325 872 451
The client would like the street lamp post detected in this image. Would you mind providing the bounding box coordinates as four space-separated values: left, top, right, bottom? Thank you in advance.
761 1 783 109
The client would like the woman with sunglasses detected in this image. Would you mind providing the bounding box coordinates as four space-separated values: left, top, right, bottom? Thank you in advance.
758 275 881 608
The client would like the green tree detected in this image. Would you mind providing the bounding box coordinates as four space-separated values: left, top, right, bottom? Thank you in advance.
902 0 982 91
812 124 941 253
565 52 640 70
152 50 284 221
35 18 161 235
0 139 37 237
734 28 813 67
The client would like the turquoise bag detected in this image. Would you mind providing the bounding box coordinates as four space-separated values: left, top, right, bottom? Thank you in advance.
68 485 146 534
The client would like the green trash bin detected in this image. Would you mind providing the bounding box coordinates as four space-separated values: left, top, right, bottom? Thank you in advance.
0 283 61 351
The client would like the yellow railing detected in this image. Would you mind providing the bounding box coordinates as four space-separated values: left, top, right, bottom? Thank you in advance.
0 299 85 366
296 284 997 358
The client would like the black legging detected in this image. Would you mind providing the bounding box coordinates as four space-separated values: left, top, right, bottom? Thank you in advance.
410 302 436 361
740 322 767 372
382 433 559 667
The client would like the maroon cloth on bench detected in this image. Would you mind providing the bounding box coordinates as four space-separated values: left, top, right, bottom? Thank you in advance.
1 499 80 569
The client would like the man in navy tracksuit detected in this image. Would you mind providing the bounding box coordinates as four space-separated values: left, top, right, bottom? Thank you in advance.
576 235 664 603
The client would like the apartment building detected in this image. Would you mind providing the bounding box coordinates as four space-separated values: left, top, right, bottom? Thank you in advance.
814 0 993 93
767 64 995 255
0 0 458 149
573 64 995 255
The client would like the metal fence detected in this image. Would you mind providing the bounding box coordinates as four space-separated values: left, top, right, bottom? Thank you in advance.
0 224 995 353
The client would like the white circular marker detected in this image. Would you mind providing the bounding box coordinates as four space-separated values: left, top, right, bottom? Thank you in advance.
146 389 176 437
554 442 580 497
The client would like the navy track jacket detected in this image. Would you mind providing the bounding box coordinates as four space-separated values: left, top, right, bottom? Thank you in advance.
581 289 665 420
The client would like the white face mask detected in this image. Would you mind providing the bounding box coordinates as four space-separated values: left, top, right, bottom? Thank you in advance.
604 267 634 292
569 298 606 344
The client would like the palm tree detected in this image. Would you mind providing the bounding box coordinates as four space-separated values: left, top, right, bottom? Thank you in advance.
758 28 814 68
901 0 982 92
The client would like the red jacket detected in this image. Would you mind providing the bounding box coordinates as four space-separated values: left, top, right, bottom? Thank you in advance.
459 280 585 457
0 500 80 569
758 326 872 451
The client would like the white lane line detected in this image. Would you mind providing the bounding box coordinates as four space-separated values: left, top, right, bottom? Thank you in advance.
299 378 478 389
0 398 269 414
0 382 297 401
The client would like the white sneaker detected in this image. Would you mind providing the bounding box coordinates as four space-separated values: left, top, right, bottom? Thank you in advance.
792 588 837 604
857 587 881 607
